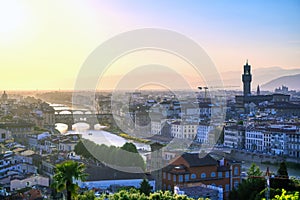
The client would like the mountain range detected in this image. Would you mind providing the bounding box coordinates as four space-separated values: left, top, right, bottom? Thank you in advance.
47 66 300 91
220 66 300 91
261 74 300 91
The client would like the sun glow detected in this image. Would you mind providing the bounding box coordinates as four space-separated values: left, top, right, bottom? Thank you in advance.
0 1 29 44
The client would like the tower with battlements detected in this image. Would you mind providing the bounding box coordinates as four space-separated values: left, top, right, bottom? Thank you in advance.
242 60 252 97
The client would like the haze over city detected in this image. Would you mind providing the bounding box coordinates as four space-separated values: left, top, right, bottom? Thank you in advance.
1 1 300 199
1 0 300 91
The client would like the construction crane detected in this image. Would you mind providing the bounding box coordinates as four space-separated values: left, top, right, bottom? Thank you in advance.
209 85 239 89
197 85 239 101
198 86 209 101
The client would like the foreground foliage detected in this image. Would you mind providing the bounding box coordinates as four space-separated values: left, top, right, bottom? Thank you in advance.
92 189 209 200
229 163 300 200
52 160 87 200
271 189 299 200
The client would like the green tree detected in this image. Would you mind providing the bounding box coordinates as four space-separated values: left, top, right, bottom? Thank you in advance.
272 189 299 200
247 163 263 178
97 189 198 200
74 139 145 169
271 162 290 190
77 190 96 200
229 163 265 200
277 162 289 177
139 179 152 196
52 160 87 200
121 142 138 153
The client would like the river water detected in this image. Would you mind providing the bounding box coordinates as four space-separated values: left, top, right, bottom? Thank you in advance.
242 161 300 178
66 129 151 151
51 104 151 151
51 104 300 177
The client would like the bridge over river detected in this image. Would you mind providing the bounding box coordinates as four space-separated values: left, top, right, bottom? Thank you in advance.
55 111 115 130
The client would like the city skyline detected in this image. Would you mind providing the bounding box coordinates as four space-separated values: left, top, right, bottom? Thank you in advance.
0 0 299 90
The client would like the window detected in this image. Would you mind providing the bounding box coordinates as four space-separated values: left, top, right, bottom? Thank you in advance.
234 167 239 176
163 172 166 179
211 172 216 177
168 173 171 180
234 180 239 189
201 173 206 179
185 174 189 181
173 175 177 182
179 175 183 182
191 174 196 179
218 172 222 178
225 171 229 178
225 184 230 192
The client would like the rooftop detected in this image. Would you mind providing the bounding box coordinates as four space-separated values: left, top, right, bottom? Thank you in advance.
84 165 151 181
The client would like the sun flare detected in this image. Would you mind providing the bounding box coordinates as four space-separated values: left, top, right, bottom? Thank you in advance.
0 1 28 43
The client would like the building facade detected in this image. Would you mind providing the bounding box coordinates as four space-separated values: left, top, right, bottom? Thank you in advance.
162 153 241 199
224 125 245 149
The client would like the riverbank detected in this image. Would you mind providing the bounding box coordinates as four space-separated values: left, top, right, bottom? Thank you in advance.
103 126 150 144
222 149 300 177
261 161 300 172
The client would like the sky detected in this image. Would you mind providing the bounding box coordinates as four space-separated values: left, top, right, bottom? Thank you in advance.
0 0 299 90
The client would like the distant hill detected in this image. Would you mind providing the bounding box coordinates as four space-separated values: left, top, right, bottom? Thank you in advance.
221 66 300 90
261 74 300 91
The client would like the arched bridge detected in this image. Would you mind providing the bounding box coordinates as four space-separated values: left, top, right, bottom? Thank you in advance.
55 113 115 130
54 110 94 115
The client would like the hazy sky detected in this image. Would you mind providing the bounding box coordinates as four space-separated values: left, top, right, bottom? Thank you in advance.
0 0 299 90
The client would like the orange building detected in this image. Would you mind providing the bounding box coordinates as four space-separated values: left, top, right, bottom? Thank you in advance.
162 153 241 199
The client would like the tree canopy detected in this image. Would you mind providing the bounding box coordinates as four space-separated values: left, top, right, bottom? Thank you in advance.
139 179 152 196
229 163 300 200
52 160 87 200
74 139 145 170
229 163 265 200
95 188 208 200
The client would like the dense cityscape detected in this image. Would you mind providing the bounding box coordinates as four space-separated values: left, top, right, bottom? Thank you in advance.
1 1 300 199
0 62 299 200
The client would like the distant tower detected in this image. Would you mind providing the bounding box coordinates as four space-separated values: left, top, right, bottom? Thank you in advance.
1 91 8 101
257 85 260 95
242 60 252 96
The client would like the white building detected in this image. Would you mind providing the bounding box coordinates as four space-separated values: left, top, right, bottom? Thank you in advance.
171 121 182 138
224 125 245 149
271 133 288 155
150 116 168 135
268 124 297 156
245 124 299 156
171 122 197 140
245 129 264 152
196 124 213 144
287 130 300 158
10 175 49 191
58 139 77 152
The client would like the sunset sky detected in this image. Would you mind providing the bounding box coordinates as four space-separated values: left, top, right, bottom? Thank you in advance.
0 0 299 90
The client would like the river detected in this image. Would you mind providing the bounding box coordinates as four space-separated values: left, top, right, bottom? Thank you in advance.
66 129 151 151
51 103 300 177
51 104 151 151
242 161 300 178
